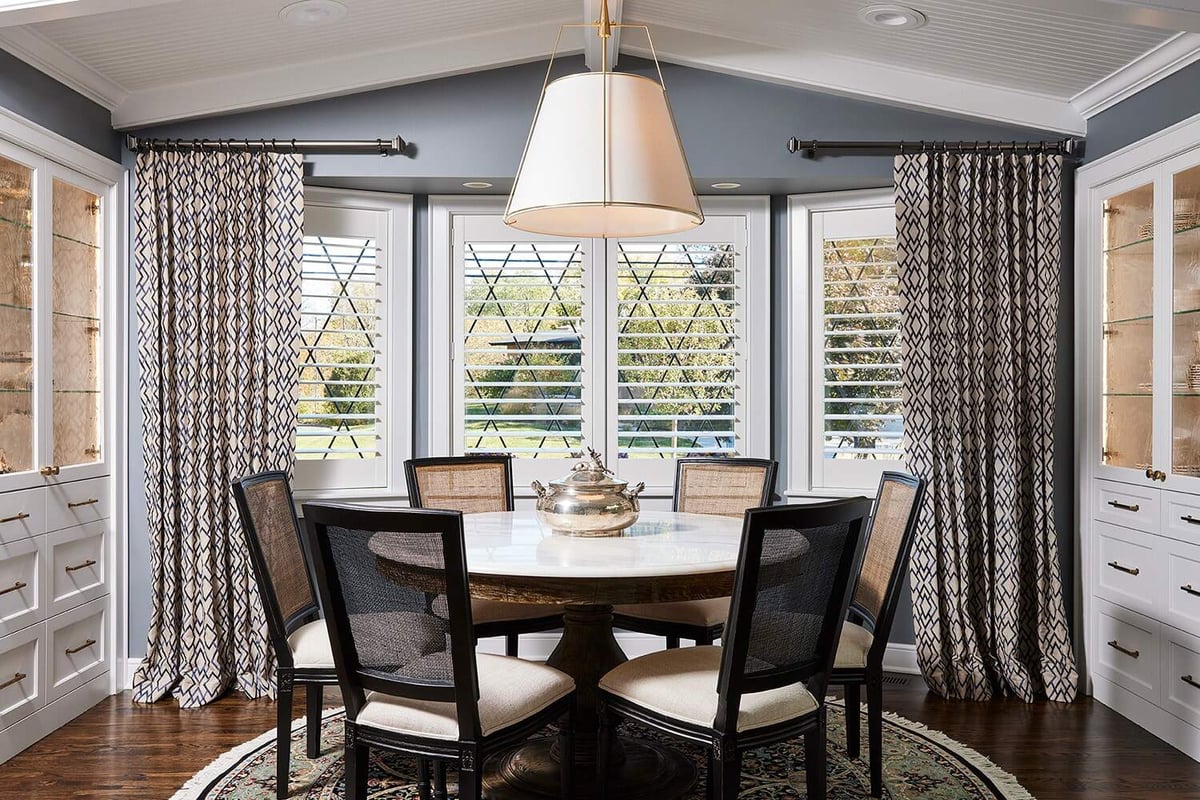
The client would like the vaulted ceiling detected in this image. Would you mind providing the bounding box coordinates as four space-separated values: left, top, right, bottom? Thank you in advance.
2 0 1199 133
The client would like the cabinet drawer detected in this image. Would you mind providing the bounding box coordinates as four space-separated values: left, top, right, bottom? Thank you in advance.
1163 626 1200 728
1095 480 1160 533
0 537 43 636
45 478 108 533
1165 492 1200 543
0 624 43 729
1166 535 1200 636
46 597 106 703
1094 599 1161 704
45 523 106 617
1096 523 1162 616
0 488 45 544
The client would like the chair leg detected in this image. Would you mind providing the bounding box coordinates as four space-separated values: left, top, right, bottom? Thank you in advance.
844 681 861 760
868 672 884 798
434 760 448 800
705 749 716 800
344 724 369 800
712 743 741 800
665 634 681 649
506 633 519 657
805 720 827 800
305 684 323 759
559 704 575 799
276 672 294 800
417 759 433 800
695 630 714 646
597 701 613 799
459 746 482 800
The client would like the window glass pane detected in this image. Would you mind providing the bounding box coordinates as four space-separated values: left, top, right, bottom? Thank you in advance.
822 235 903 463
462 241 584 458
52 178 102 467
297 234 380 461
616 242 738 459
0 156 32 475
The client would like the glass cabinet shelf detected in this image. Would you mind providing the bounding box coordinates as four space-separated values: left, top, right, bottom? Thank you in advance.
1105 236 1154 254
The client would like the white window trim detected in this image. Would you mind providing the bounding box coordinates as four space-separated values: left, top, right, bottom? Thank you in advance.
293 187 413 501
428 195 771 497
786 188 899 498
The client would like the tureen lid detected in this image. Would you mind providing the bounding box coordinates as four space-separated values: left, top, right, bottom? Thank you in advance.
549 448 627 492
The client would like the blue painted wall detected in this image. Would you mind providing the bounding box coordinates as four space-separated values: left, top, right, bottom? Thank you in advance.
1085 60 1200 162
0 50 118 160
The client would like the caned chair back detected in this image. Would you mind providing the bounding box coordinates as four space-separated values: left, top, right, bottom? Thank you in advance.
405 455 514 514
232 471 319 664
674 458 778 518
302 503 483 737
715 499 870 734
850 471 926 645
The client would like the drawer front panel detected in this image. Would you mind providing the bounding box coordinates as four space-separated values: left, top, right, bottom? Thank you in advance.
1166 535 1200 636
1163 627 1200 728
45 478 109 534
1165 492 1200 544
46 597 107 703
1094 600 1160 704
0 625 43 729
46 523 106 617
0 488 45 545
0 537 43 636
1095 480 1160 533
1095 523 1162 615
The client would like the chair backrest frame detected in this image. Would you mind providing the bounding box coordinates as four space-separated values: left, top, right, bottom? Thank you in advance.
302 502 484 739
672 457 779 515
405 454 516 513
231 471 320 670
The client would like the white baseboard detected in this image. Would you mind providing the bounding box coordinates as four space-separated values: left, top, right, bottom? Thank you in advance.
882 643 920 675
124 657 141 690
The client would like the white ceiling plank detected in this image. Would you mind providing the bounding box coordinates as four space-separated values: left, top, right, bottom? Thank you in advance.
0 25 127 108
0 0 181 28
1072 31 1200 118
980 0 1200 32
628 25 1085 135
583 0 622 70
112 21 576 129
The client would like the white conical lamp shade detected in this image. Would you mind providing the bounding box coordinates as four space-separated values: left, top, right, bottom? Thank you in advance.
505 71 703 238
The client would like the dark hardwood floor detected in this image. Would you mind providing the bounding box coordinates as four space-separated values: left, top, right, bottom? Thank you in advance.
2 675 1199 799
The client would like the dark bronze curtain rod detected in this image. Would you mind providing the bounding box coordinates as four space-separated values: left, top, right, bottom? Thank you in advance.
788 138 1083 159
124 135 408 156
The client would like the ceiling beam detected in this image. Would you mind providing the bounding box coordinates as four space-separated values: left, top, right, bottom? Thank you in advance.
583 0 622 71
0 25 127 108
0 0 182 28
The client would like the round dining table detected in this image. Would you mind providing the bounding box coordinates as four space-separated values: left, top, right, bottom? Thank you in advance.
380 508 746 800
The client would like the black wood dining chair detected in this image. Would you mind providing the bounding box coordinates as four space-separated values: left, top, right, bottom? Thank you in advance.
597 499 871 800
302 502 576 800
830 471 927 798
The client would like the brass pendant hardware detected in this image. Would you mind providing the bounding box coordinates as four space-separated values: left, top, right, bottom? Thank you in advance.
1107 640 1140 659
1182 585 1200 597
64 559 96 573
0 581 27 597
67 498 98 509
1182 515 1200 526
1183 675 1200 691
1108 500 1140 512
1107 561 1140 576
64 638 95 656
39 465 59 476
0 512 29 524
0 672 27 691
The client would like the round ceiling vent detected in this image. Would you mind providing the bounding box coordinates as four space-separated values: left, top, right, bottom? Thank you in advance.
857 4 927 30
280 0 347 27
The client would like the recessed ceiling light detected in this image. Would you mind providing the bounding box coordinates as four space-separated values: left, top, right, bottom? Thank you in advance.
857 4 927 30
711 182 742 190
462 181 494 189
279 0 347 27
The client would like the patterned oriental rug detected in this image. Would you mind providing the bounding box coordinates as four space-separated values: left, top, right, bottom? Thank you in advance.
171 700 1035 800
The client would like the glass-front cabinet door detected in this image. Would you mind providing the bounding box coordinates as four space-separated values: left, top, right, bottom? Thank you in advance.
0 149 35 481
1171 160 1200 484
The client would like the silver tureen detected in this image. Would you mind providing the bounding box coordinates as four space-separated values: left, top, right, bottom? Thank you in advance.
531 448 645 536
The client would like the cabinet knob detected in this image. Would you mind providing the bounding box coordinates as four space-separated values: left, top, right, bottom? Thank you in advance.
39 465 60 477
1145 468 1167 482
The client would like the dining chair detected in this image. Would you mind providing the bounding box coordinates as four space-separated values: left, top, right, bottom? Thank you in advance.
611 457 778 648
302 502 576 800
405 455 563 656
597 499 871 800
831 471 927 799
232 471 340 800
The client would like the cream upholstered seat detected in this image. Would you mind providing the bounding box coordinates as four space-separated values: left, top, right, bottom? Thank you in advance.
471 598 563 624
359 653 574 740
600 646 818 733
834 622 873 670
287 619 334 669
613 597 727 626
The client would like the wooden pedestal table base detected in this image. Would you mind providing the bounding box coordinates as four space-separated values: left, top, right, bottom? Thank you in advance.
482 603 698 800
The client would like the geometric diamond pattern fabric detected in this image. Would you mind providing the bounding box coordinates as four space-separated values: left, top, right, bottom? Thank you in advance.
131 151 304 708
895 152 1078 703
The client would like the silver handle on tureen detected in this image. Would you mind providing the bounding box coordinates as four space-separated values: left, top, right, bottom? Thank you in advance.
531 480 547 499
625 482 645 500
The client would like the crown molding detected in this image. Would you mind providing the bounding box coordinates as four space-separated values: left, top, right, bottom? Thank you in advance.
0 25 127 110
1072 32 1200 119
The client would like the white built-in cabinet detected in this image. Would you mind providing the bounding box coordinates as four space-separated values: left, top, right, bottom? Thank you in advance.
1080 112 1200 761
0 111 124 763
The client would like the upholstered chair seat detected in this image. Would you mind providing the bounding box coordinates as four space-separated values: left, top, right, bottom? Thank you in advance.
612 597 728 627
286 620 335 669
471 598 565 623
834 622 873 670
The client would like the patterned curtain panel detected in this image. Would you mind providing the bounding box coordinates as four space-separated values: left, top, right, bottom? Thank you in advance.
131 151 303 708
895 152 1077 703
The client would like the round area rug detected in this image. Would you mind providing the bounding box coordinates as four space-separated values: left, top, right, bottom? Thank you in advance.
171 700 1034 800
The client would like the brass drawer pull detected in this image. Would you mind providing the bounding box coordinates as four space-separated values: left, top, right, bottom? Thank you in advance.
0 581 27 597
1108 640 1140 659
1183 515 1200 526
1184 675 1200 691
1108 500 1141 512
39 465 59 477
64 559 96 573
1183 585 1200 597
1107 561 1140 575
0 672 26 691
67 498 98 509
0 512 29 524
64 638 95 656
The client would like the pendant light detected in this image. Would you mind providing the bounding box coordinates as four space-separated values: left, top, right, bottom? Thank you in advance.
504 0 703 238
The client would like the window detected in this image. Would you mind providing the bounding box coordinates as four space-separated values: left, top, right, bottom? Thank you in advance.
293 189 412 494
789 192 904 493
432 198 769 492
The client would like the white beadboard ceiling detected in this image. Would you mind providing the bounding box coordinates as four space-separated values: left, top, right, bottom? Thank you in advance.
0 0 1197 132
